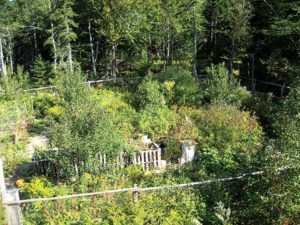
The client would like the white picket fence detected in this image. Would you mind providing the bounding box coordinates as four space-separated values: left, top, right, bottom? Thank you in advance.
33 149 163 178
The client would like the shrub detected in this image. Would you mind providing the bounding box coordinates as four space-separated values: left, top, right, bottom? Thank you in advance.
93 89 137 139
0 99 33 143
20 174 205 225
0 67 29 100
134 75 166 110
48 72 133 177
190 104 263 176
138 106 177 141
274 78 300 158
158 66 202 106
0 141 30 175
33 93 61 118
45 105 64 121
201 63 251 106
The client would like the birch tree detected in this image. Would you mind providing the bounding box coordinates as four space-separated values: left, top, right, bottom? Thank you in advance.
51 0 77 74
0 0 16 76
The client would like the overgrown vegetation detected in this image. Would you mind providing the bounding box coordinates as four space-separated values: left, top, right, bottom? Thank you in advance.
0 0 299 224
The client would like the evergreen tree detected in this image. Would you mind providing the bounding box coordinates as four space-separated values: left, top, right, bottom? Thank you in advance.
31 55 54 87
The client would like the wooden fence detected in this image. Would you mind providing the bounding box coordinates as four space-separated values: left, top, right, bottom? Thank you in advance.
32 149 162 178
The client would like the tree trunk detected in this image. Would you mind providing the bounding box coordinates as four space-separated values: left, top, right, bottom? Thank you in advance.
111 44 117 80
8 37 13 73
230 37 235 75
94 40 99 63
33 26 38 55
67 41 73 74
49 0 57 70
88 20 97 77
51 22 57 70
192 5 197 77
65 13 73 74
0 37 7 76
166 27 171 65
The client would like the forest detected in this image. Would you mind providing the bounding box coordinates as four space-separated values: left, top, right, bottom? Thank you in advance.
0 0 299 224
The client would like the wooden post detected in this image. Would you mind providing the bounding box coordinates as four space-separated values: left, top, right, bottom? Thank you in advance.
0 157 6 202
141 152 145 171
1 158 23 225
5 189 22 225
133 184 138 204
157 148 162 168
145 151 149 171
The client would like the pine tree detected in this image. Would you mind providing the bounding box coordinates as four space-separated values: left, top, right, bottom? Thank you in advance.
31 55 54 87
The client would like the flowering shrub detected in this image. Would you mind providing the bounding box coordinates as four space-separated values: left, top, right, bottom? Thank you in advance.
33 93 61 118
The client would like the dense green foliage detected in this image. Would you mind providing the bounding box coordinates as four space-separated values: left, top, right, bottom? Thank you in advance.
158 67 202 106
48 72 133 176
201 64 251 105
0 0 299 224
20 173 204 225
192 105 263 176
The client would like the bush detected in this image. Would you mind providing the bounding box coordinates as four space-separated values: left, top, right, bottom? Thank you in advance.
201 63 251 106
158 66 202 106
138 106 177 141
0 67 29 100
93 89 137 139
20 174 205 225
48 71 133 177
134 75 166 110
0 140 31 175
33 93 61 119
274 78 300 158
0 99 33 142
190 104 263 176
45 105 64 121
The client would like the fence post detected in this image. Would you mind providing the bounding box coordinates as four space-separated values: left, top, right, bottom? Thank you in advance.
0 157 8 225
0 157 6 202
280 83 285 100
133 183 138 204
5 189 22 225
1 158 23 225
